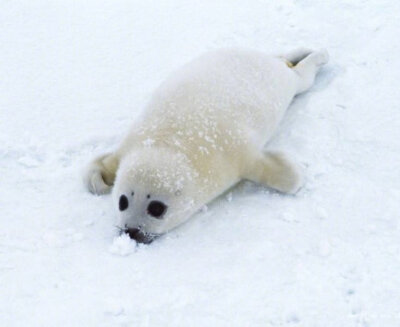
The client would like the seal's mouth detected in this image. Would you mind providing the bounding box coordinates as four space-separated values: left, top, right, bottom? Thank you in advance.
122 228 156 244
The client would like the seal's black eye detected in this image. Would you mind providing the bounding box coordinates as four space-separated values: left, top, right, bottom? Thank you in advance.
147 201 167 218
119 195 129 211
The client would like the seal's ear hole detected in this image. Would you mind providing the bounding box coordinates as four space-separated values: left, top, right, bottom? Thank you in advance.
147 194 151 199
175 190 182 196
147 201 167 219
119 195 129 211
131 191 134 196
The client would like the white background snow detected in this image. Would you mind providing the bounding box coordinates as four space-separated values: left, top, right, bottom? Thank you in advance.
1 1 400 326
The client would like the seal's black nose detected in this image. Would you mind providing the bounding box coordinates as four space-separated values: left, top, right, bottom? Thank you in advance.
124 228 154 244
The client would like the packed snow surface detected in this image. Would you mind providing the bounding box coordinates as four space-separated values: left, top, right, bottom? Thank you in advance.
1 1 399 326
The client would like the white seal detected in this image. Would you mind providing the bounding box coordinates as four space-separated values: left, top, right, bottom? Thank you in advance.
84 47 329 243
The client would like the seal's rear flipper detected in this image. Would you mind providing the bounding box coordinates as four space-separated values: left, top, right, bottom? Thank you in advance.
282 47 313 67
290 49 329 94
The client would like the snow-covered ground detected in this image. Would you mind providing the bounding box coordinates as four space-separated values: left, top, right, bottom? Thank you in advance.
1 1 400 326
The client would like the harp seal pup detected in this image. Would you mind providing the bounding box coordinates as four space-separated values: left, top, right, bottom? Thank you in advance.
83 47 329 243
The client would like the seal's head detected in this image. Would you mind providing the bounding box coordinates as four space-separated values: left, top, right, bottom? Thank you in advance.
113 147 199 243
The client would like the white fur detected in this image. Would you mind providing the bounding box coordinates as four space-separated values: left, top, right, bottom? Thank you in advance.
84 48 329 238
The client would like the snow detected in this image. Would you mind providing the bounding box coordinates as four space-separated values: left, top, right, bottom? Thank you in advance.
0 0 399 326
109 234 137 257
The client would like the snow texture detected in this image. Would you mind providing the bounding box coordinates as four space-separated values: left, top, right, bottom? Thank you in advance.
0 1 399 326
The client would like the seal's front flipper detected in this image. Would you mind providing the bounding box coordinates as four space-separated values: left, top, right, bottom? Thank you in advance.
244 151 304 194
83 153 120 195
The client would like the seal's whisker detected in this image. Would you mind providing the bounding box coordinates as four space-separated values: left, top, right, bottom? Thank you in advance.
113 225 125 233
